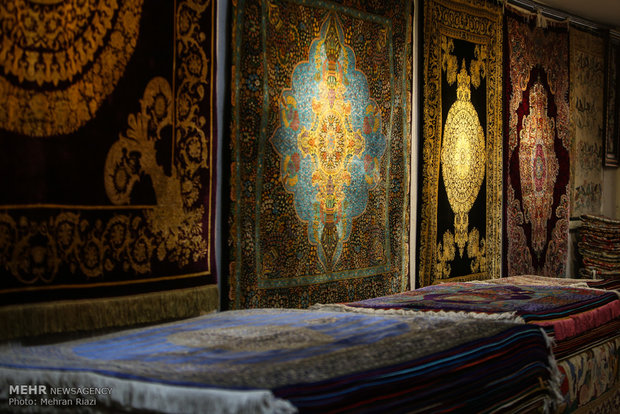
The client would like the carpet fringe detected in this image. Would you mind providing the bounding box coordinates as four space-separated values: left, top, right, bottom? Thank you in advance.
310 303 526 323
0 285 219 341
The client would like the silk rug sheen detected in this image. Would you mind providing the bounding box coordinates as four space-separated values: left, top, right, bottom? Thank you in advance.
0 0 218 337
418 0 503 287
504 7 570 277
227 0 412 308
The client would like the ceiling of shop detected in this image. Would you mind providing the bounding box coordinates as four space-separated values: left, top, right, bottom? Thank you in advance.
534 0 620 29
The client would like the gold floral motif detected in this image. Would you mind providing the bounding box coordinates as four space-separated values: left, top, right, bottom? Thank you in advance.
467 227 486 273
437 230 455 279
420 0 502 287
271 13 384 271
8 215 59 284
0 0 144 136
470 45 487 89
442 38 458 84
105 76 209 270
2 210 156 282
298 103 365 226
440 60 486 256
1 0 214 284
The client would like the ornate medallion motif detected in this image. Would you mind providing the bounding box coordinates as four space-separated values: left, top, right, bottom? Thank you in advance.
505 10 570 277
518 80 559 258
229 0 411 309
440 57 486 257
0 0 143 137
420 0 502 287
271 14 385 271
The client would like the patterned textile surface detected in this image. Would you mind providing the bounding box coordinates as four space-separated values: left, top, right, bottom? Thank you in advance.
556 336 620 414
578 215 620 278
418 0 503 287
605 33 620 168
586 279 620 293
411 275 620 360
482 275 620 293
504 8 570 278
483 275 596 288
0 1 218 326
480 276 620 360
0 309 561 413
227 0 412 308
337 282 620 341
569 28 605 218
571 386 620 414
551 319 620 360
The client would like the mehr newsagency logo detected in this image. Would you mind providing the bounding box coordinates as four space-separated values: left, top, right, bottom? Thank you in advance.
7 384 112 408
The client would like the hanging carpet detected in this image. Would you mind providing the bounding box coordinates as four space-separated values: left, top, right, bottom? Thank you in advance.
227 0 413 308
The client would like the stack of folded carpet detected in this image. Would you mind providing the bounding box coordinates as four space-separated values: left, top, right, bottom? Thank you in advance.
578 214 620 279
315 280 620 413
316 282 620 355
0 308 562 413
